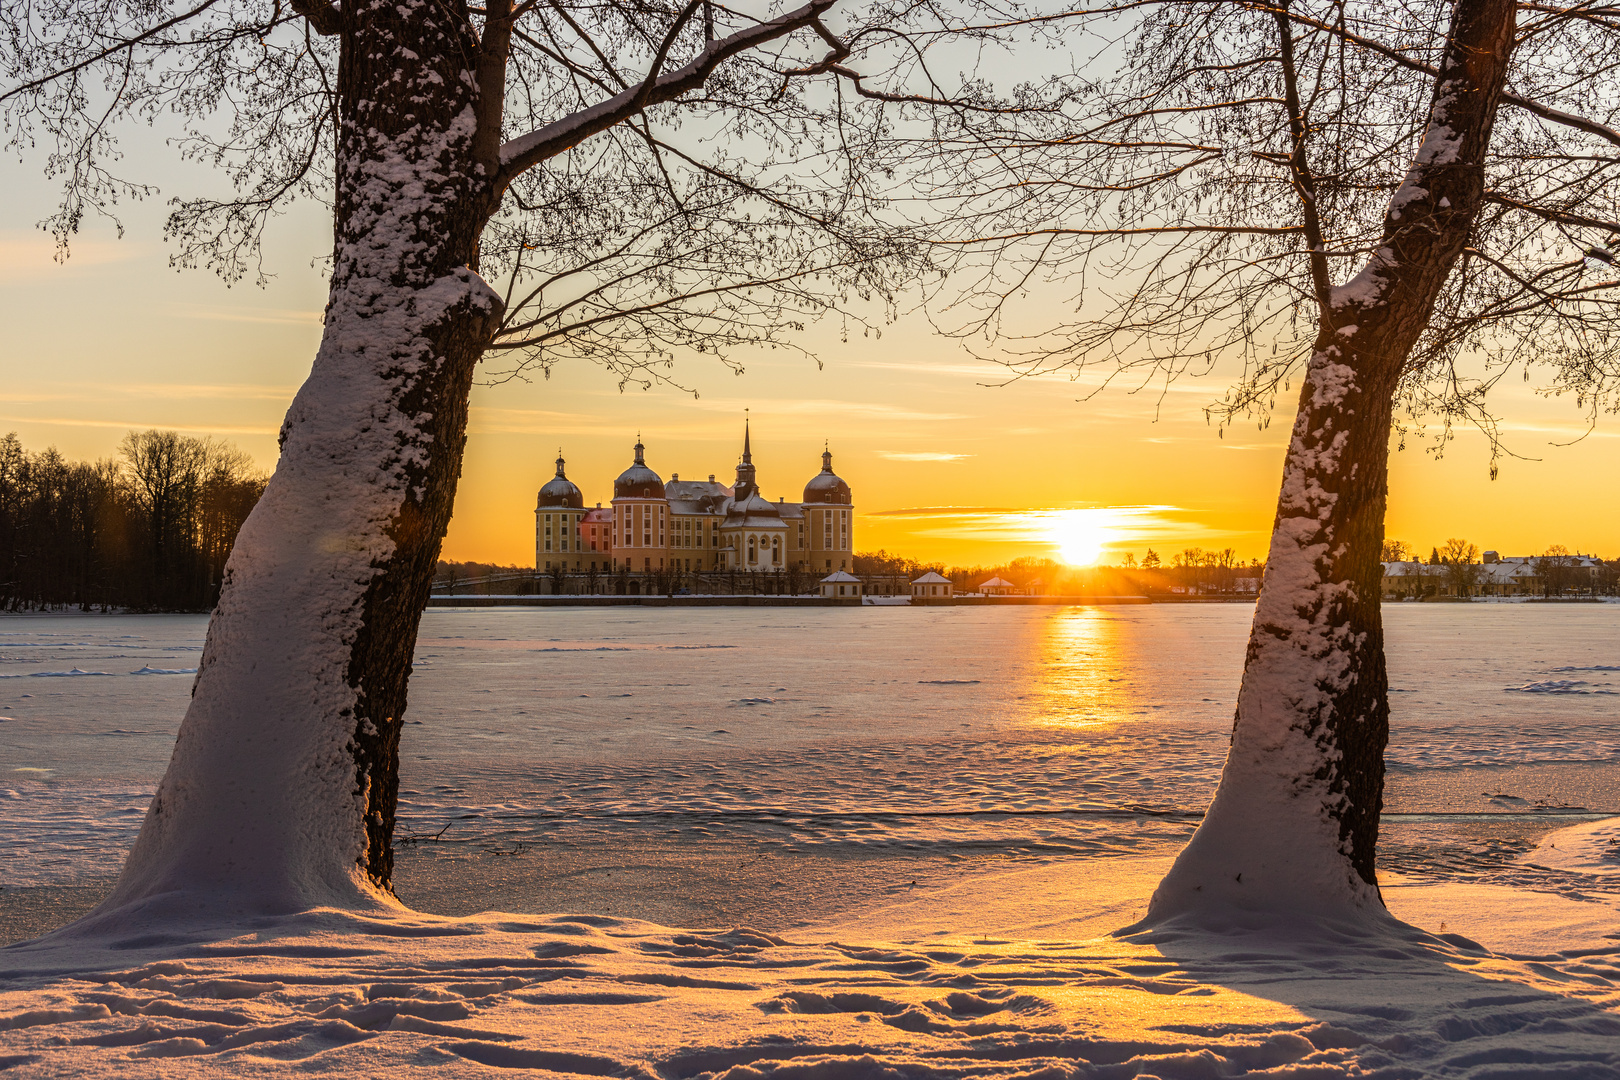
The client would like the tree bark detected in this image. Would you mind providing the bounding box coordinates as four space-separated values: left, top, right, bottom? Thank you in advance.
97 0 501 918
1140 0 1517 927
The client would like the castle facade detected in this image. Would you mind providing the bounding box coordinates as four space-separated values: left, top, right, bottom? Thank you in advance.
535 424 853 580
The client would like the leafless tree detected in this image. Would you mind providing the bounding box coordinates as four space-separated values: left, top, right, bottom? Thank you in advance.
2 0 984 917
120 431 263 603
1440 537 1481 596
1535 543 1579 596
911 0 1619 921
927 1 1620 447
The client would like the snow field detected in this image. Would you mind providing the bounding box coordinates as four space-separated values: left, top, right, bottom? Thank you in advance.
2 828 1618 1078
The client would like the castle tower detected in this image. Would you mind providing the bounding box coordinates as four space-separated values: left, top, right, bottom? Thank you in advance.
535 452 586 574
611 438 669 575
802 444 853 572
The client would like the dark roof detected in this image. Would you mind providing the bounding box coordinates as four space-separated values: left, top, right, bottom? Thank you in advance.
613 439 665 500
803 447 851 505
537 454 585 509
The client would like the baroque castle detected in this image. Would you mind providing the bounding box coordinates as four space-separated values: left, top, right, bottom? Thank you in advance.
535 423 853 580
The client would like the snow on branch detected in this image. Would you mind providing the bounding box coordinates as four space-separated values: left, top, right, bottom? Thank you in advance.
497 0 837 181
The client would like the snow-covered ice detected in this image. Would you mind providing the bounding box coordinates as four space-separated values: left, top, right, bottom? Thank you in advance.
1 605 1617 1074
2 606 1616 888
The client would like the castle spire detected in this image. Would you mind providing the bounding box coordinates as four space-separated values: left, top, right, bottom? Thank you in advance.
555 450 567 478
734 413 757 496
633 435 645 466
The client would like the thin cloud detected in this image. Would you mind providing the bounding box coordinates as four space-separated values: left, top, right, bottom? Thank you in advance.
114 383 298 401
848 359 1001 377
0 232 140 279
876 451 973 462
1493 420 1619 440
0 414 278 437
867 506 1026 519
467 406 615 436
168 303 323 326
866 504 1244 550
1142 435 1279 451
2 383 296 406
687 397 970 423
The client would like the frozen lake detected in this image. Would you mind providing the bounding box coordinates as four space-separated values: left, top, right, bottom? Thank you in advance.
2 603 1617 890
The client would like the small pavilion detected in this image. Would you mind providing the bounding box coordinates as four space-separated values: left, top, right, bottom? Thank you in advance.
819 570 863 598
911 571 953 602
978 576 1016 596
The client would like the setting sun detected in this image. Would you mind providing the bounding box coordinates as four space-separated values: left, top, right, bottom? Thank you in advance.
1048 509 1119 565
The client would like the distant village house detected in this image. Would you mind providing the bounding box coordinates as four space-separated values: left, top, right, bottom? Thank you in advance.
1381 550 1608 599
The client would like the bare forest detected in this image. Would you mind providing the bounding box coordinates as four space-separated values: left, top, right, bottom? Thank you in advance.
0 431 266 611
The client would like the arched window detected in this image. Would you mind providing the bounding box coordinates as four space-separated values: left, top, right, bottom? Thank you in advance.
772 536 781 564
748 535 757 564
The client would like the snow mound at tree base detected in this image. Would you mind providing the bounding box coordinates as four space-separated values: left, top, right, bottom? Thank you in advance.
3 864 1618 1078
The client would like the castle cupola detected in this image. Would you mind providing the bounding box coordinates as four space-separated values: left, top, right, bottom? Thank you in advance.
802 445 851 504
537 452 585 508
613 438 665 499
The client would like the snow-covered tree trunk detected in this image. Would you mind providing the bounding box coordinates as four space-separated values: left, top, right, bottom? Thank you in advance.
1141 0 1517 927
97 0 501 918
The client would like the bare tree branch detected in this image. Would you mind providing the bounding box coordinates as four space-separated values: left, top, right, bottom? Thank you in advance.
497 0 838 183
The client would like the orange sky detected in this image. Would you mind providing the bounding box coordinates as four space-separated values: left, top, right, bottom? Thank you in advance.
3 204 1617 568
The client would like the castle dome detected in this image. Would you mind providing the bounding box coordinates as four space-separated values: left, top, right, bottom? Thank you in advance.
802 447 851 505
537 453 584 508
613 439 665 500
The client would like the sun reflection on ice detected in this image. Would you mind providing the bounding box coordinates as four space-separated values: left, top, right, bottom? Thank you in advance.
1022 609 1146 732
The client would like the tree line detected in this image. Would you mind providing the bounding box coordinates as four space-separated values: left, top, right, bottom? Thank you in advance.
857 550 1266 598
0 431 267 611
